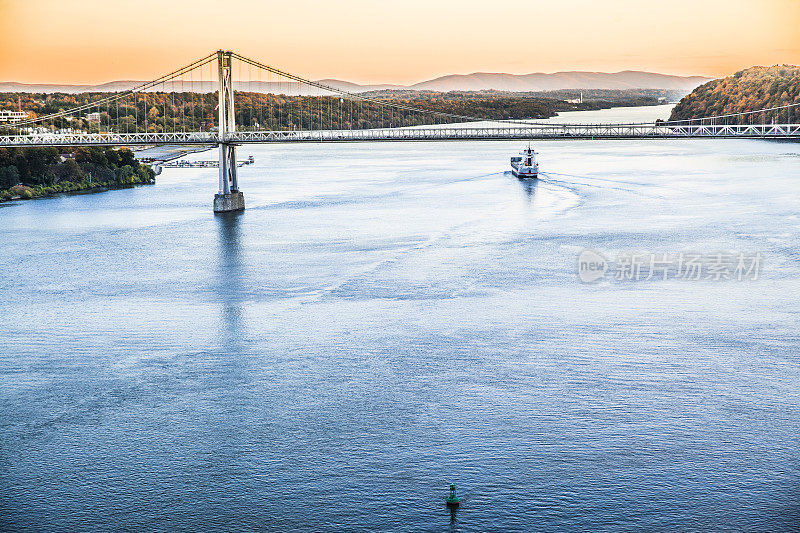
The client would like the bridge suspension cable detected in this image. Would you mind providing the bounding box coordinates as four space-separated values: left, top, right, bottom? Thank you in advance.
232 52 800 128
660 101 800 125
231 52 512 127
6 53 217 130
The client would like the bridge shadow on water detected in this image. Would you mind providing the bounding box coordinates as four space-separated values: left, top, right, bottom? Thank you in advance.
215 210 245 353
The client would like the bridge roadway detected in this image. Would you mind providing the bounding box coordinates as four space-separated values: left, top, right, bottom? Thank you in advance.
1 123 799 147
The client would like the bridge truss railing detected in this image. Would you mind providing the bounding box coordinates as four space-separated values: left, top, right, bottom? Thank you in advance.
1 123 799 147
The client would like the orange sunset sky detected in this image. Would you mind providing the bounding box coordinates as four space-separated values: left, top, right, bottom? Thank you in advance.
1 0 798 85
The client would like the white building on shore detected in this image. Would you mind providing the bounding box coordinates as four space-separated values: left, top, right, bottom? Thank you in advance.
0 110 29 123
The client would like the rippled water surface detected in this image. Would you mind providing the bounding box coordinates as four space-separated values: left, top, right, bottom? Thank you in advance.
1 108 800 532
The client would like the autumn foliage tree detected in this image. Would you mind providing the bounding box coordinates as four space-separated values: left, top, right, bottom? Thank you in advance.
670 65 800 124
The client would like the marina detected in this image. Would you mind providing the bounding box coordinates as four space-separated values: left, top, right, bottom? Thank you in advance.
154 155 255 168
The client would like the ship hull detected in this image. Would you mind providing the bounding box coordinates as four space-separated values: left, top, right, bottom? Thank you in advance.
511 168 538 179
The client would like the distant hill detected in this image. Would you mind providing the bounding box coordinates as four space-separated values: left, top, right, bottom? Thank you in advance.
315 79 404 93
0 70 711 94
670 65 800 123
409 71 711 92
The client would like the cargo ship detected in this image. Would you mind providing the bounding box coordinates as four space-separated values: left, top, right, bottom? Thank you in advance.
510 146 539 178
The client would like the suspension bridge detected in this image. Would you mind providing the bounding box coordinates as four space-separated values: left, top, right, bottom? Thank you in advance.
2 50 798 211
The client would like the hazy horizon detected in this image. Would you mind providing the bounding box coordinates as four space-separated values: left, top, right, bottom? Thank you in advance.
0 69 713 88
1 0 798 85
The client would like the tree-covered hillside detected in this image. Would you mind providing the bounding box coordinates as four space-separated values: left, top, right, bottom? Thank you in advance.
0 90 664 135
0 147 155 201
669 65 800 123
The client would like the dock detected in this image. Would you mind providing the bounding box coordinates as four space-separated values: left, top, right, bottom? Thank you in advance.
153 155 255 169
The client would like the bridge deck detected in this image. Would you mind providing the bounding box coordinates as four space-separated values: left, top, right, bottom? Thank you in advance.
1 124 799 147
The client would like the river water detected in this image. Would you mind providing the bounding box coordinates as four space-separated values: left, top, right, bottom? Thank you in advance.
1 106 799 532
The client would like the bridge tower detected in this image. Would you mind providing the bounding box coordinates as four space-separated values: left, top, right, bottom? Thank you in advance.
213 50 245 213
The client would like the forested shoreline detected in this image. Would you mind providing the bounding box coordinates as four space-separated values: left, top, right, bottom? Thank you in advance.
0 89 668 134
670 65 800 123
0 147 155 201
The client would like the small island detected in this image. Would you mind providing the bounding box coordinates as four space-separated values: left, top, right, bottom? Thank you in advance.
0 146 156 202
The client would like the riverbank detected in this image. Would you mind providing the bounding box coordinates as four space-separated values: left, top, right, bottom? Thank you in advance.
0 146 156 203
0 175 155 203
670 65 799 123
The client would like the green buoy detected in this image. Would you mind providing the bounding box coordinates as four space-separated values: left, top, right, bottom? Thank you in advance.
446 483 460 507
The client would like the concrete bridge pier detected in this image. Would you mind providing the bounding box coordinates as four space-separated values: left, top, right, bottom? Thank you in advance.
213 50 244 213
213 141 244 213
213 191 244 212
